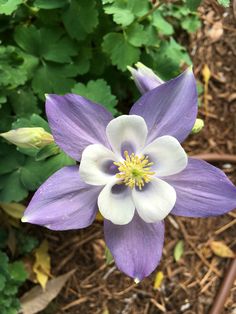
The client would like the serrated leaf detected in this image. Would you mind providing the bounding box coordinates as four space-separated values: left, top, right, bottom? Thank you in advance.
32 63 78 97
33 240 51 289
1 202 25 219
181 15 201 33
8 261 28 282
9 89 40 117
174 240 184 262
153 271 164 290
14 26 77 63
126 23 148 47
0 143 25 175
209 241 235 258
102 33 140 71
63 0 98 41
72 79 118 114
152 11 174 36
0 0 23 15
34 0 68 9
20 270 75 314
0 273 6 291
104 3 134 26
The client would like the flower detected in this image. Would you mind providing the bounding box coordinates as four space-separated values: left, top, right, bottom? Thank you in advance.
0 127 53 149
22 66 236 281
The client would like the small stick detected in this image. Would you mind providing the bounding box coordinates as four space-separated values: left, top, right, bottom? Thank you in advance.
192 153 236 164
208 259 236 314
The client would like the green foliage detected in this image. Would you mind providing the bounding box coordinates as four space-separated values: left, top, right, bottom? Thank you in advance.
0 251 27 314
217 0 230 7
0 0 201 203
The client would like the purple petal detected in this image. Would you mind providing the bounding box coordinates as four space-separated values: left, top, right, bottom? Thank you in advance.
23 166 101 230
130 69 198 143
46 94 113 161
164 158 236 217
128 63 164 94
104 214 164 281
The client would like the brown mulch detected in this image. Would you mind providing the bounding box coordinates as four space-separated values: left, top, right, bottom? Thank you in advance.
31 1 236 313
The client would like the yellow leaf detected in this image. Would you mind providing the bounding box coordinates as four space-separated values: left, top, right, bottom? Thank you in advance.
33 240 51 289
202 64 211 84
96 212 104 222
153 271 164 290
1 202 26 219
209 241 235 258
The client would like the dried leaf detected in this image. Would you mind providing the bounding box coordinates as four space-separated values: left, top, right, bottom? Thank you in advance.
1 202 26 219
20 270 75 314
202 64 211 85
153 271 164 290
209 241 235 258
174 240 184 262
95 211 104 222
33 240 51 289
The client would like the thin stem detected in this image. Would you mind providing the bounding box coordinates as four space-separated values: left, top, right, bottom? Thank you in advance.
137 1 165 23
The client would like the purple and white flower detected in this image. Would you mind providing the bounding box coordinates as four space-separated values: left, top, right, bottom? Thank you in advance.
22 65 236 281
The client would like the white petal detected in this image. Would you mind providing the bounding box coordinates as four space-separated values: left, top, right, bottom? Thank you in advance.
98 179 135 225
106 115 148 158
79 144 117 185
142 135 187 177
132 178 176 223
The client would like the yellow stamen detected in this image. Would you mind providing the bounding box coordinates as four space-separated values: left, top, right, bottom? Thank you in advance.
114 151 155 190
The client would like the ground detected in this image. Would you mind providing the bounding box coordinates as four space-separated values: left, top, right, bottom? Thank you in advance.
24 1 236 313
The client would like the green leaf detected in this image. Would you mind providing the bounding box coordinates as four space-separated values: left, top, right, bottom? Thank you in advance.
8 261 28 282
14 26 77 63
15 231 39 255
102 33 140 71
20 153 75 191
217 0 230 7
0 0 23 15
126 23 148 47
104 3 134 27
0 143 25 175
74 46 92 75
32 63 78 97
105 246 113 265
186 0 202 11
152 11 174 35
0 46 38 89
72 79 118 114
0 171 28 202
63 0 98 41
34 0 68 9
0 273 6 291
9 88 40 117
181 15 201 33
174 240 184 262
36 143 60 161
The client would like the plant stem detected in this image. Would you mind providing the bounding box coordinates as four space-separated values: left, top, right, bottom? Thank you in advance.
138 1 165 22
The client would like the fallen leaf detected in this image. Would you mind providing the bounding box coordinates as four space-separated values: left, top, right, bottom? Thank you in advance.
153 271 164 290
33 240 51 289
96 212 104 222
1 202 26 219
174 240 184 262
20 270 75 314
209 241 235 258
202 64 211 111
207 21 223 42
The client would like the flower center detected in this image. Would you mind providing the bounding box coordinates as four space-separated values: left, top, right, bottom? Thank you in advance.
114 151 155 190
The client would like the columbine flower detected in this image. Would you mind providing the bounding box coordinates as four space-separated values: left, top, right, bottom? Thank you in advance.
22 67 236 281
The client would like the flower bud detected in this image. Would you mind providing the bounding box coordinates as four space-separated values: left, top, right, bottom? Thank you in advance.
191 119 204 134
127 62 164 94
0 127 54 149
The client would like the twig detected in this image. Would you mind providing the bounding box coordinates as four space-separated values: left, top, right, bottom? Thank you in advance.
192 153 236 164
138 1 164 22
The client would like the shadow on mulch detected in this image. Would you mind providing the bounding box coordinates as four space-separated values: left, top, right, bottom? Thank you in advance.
23 1 236 313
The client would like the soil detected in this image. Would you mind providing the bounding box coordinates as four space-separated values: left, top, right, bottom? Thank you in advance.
24 1 236 313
